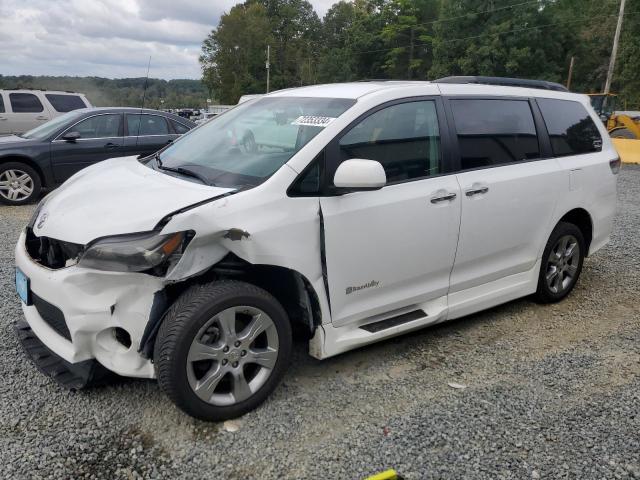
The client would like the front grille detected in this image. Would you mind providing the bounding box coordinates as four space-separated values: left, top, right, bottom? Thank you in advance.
25 228 83 269
32 292 71 341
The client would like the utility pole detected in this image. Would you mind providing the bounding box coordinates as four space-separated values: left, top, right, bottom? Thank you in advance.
408 27 415 80
266 45 271 94
566 56 575 90
604 0 626 95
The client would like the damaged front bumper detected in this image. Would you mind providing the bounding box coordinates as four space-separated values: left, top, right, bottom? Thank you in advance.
15 231 163 379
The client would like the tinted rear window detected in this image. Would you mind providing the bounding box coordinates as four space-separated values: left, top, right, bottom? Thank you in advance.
451 99 540 170
10 93 44 113
0 94 4 113
127 114 169 136
537 98 603 156
45 94 86 112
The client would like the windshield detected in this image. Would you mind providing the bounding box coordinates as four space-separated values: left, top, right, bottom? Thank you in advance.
155 96 355 188
21 110 85 140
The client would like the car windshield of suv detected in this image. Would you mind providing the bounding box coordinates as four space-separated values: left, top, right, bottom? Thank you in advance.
154 97 356 188
20 110 85 140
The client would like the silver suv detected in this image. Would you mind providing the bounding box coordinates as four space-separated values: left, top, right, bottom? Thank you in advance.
0 89 91 135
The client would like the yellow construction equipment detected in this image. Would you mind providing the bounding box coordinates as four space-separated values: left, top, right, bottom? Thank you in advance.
588 93 640 164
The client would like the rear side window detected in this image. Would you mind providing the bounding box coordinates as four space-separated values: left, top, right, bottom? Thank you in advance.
537 98 603 156
339 100 441 183
0 94 4 113
172 120 190 134
451 99 540 170
45 94 86 112
10 93 44 113
127 114 169 136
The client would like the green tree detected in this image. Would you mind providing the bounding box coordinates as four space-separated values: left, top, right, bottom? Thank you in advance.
198 0 639 108
379 0 439 79
256 0 322 88
200 2 273 104
614 1 640 108
429 0 573 82
0 75 208 109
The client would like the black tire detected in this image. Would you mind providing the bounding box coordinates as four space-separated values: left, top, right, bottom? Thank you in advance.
534 221 586 304
154 280 292 421
0 161 42 205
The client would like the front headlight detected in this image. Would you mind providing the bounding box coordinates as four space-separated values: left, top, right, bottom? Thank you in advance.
78 231 187 273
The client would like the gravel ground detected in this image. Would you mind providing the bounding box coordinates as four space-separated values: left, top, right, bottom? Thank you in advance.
1 166 638 480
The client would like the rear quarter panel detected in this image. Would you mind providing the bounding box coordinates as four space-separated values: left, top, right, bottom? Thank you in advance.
547 97 618 256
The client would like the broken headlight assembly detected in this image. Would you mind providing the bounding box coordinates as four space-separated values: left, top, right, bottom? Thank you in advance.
78 231 190 273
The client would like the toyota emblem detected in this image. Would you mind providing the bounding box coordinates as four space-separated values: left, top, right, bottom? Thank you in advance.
37 212 48 229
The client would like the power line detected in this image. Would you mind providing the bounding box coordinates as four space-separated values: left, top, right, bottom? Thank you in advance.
266 0 582 56
346 9 639 56
408 0 548 29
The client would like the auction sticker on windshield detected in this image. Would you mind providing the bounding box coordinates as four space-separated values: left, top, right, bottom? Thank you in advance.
291 116 336 127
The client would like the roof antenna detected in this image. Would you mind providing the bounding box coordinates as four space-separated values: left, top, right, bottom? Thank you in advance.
135 55 152 147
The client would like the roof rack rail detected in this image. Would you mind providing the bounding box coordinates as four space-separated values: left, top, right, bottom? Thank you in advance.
0 88 79 94
433 76 569 92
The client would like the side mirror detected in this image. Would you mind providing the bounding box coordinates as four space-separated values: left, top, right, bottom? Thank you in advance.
62 131 81 142
333 159 386 192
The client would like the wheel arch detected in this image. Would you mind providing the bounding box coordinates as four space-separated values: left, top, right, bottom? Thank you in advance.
557 208 594 255
139 253 323 358
207 254 323 334
0 155 48 187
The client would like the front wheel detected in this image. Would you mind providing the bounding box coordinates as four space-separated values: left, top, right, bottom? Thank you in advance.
0 162 41 205
534 222 585 303
154 280 292 421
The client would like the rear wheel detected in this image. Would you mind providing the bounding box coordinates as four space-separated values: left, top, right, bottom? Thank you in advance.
534 222 585 303
0 162 41 205
154 280 292 421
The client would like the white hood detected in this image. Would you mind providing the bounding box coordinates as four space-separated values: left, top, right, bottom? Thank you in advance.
33 156 235 244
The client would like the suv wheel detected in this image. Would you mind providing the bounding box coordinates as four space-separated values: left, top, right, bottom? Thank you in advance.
154 280 292 421
0 162 41 205
535 221 585 303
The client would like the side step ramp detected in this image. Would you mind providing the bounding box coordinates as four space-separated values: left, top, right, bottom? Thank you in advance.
313 297 448 359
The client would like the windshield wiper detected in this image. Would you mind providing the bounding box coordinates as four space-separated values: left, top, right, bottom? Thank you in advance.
154 156 212 186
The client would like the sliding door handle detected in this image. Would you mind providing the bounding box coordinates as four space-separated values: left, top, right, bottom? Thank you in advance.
430 192 457 204
465 186 489 197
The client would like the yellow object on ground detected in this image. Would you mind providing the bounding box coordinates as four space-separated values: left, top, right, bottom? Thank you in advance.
612 138 640 164
365 469 400 480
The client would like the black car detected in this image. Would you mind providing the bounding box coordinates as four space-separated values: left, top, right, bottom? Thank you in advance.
0 107 196 205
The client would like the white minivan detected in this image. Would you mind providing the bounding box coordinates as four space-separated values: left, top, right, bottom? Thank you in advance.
14 78 618 421
0 89 91 135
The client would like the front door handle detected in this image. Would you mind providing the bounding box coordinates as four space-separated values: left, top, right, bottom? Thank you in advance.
430 192 457 204
36 116 48 121
104 143 119 149
465 186 489 197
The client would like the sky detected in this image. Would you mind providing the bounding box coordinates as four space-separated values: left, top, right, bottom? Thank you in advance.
0 0 338 80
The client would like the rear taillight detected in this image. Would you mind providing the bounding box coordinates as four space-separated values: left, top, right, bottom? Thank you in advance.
610 157 621 174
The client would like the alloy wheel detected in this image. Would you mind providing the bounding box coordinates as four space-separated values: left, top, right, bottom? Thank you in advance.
545 234 580 294
186 306 279 406
0 169 34 201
